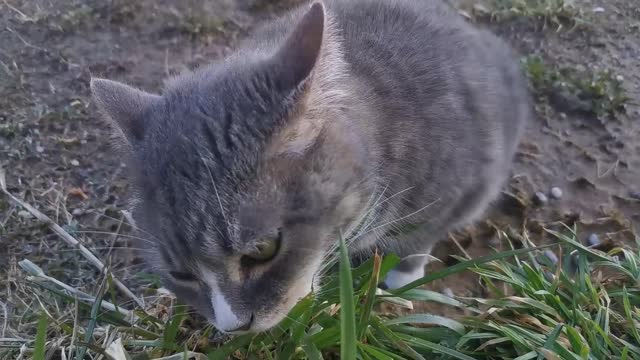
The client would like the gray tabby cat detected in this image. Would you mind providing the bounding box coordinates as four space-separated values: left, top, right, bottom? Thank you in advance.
91 0 530 333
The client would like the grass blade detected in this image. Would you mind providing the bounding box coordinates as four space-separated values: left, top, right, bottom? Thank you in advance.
77 278 108 360
163 305 187 351
33 312 48 360
384 314 465 335
301 336 324 360
392 245 554 293
207 334 254 360
339 234 357 360
371 317 425 360
396 333 476 360
358 343 398 360
358 252 382 340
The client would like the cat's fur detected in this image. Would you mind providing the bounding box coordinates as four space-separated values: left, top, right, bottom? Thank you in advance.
91 0 530 333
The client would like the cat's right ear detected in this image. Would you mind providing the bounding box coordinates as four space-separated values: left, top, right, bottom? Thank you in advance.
271 1 325 93
90 78 160 144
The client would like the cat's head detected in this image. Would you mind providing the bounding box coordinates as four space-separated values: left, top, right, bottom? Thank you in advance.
91 2 374 333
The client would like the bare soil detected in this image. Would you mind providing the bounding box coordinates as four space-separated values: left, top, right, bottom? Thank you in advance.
1 0 638 340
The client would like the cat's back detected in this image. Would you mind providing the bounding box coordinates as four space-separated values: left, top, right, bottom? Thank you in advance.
326 0 523 101
327 0 468 51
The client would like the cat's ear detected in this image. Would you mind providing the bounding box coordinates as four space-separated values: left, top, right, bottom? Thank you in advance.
272 1 325 91
90 78 160 143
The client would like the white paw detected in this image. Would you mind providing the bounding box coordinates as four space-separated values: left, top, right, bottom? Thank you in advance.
382 267 425 290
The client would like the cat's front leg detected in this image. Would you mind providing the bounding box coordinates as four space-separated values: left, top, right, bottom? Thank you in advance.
380 246 434 290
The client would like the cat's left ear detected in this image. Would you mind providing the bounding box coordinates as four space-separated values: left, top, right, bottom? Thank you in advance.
90 78 160 144
271 1 325 92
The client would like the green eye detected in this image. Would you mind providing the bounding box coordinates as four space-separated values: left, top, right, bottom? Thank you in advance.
242 232 282 265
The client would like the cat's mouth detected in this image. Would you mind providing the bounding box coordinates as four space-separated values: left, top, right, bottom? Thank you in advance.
234 258 322 333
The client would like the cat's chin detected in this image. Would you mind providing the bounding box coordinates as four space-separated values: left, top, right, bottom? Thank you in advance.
209 308 294 334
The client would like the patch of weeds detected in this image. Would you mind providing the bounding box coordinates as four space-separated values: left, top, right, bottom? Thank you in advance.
0 121 20 140
491 0 583 29
8 219 640 359
246 0 304 12
522 56 627 117
38 3 96 33
59 4 94 30
93 1 140 25
176 15 230 37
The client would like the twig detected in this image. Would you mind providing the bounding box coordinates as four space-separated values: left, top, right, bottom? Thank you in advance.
5 26 47 53
19 259 138 321
121 210 136 228
0 338 29 343
0 170 145 308
164 48 170 77
105 215 125 264
0 59 14 78
3 0 36 22
0 300 7 337
449 232 472 260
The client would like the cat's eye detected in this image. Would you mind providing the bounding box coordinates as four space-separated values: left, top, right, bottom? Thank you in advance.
169 271 198 282
242 231 282 265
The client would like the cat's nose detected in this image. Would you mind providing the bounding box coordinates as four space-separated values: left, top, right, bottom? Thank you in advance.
226 313 254 333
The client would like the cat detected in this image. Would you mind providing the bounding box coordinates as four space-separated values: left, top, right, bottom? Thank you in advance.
91 0 530 333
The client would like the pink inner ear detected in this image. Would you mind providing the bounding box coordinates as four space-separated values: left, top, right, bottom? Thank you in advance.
274 2 325 89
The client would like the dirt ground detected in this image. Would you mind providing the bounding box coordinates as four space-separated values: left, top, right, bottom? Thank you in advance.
1 0 638 341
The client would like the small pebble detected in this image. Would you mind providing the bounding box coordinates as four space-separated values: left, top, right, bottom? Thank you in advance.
543 250 558 265
550 187 563 199
587 233 601 247
72 208 84 216
23 244 34 254
18 210 33 219
488 237 501 248
629 191 640 200
442 288 454 298
592 6 605 13
35 145 44 153
534 191 548 205
70 159 80 166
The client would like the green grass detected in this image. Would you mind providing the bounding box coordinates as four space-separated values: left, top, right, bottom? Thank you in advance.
490 0 583 29
4 226 640 359
522 56 628 117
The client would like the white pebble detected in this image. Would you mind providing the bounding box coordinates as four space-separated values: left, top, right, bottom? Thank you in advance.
550 187 563 199
442 288 455 298
70 159 80 166
587 233 601 247
36 145 44 153
592 6 605 13
18 210 33 219
534 191 548 205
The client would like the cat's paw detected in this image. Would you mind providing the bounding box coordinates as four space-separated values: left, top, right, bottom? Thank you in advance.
380 267 425 290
